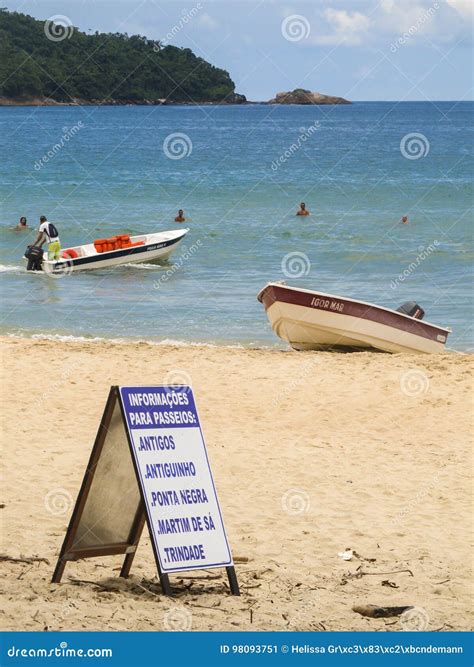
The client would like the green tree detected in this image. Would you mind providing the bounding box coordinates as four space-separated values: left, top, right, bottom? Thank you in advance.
0 9 235 103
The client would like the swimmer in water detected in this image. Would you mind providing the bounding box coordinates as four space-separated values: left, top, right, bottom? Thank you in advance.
14 216 28 230
401 215 409 224
175 209 185 223
296 202 310 216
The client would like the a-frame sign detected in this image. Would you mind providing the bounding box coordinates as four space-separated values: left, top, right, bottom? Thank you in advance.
52 386 239 596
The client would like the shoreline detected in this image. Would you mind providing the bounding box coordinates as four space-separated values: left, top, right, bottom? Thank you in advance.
2 331 279 351
0 96 257 107
1 98 470 107
2 332 470 354
1 336 472 631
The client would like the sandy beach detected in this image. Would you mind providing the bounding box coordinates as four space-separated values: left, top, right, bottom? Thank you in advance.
0 336 472 632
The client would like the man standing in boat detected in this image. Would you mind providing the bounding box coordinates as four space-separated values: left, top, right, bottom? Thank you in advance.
32 216 61 260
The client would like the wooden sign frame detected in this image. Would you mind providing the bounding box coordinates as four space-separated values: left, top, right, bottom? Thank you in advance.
52 386 239 596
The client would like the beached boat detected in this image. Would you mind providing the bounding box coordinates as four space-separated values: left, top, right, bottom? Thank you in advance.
27 229 189 274
257 282 451 353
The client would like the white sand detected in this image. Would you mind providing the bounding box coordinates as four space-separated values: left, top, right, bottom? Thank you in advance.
0 337 472 631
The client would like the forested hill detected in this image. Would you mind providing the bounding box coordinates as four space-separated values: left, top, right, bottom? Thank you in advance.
0 10 239 104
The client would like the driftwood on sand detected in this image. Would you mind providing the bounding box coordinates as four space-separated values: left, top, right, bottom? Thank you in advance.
0 554 50 565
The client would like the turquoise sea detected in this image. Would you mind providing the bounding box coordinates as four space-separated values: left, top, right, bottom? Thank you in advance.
0 102 472 350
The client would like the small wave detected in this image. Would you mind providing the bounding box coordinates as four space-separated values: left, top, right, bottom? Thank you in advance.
5 332 265 350
0 262 170 276
157 338 246 350
0 264 26 273
122 262 169 271
32 333 116 343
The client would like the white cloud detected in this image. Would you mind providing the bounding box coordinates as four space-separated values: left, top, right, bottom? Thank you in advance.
198 13 219 30
446 0 474 20
376 1 471 46
311 1 470 49
315 8 371 46
378 3 440 38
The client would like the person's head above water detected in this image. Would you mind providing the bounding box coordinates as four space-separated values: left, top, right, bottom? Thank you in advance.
402 215 408 224
178 209 183 216
296 202 310 216
19 216 27 226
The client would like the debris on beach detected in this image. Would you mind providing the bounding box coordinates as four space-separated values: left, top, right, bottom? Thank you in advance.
337 549 377 563
343 565 414 582
0 554 50 566
352 604 414 618
234 556 250 563
352 550 376 563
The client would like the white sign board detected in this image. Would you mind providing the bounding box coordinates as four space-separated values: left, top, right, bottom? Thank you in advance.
119 385 233 573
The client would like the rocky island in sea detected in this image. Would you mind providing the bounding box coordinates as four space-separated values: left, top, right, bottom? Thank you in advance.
268 88 351 105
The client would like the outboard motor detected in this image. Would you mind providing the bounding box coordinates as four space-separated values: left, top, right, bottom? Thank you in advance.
25 245 44 271
396 301 425 320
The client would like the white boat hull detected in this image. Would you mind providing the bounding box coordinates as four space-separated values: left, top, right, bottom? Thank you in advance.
268 301 445 353
37 229 189 274
258 283 450 354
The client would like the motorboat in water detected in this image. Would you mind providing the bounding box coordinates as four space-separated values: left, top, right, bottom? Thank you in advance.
25 228 189 274
257 282 451 354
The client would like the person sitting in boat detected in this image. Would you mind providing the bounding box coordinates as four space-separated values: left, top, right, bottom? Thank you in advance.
14 216 28 230
296 202 310 216
175 209 186 223
32 216 61 260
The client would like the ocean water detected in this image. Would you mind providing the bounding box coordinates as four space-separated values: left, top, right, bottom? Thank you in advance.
0 102 472 350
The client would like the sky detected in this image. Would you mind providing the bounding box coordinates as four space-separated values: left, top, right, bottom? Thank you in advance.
5 0 474 101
